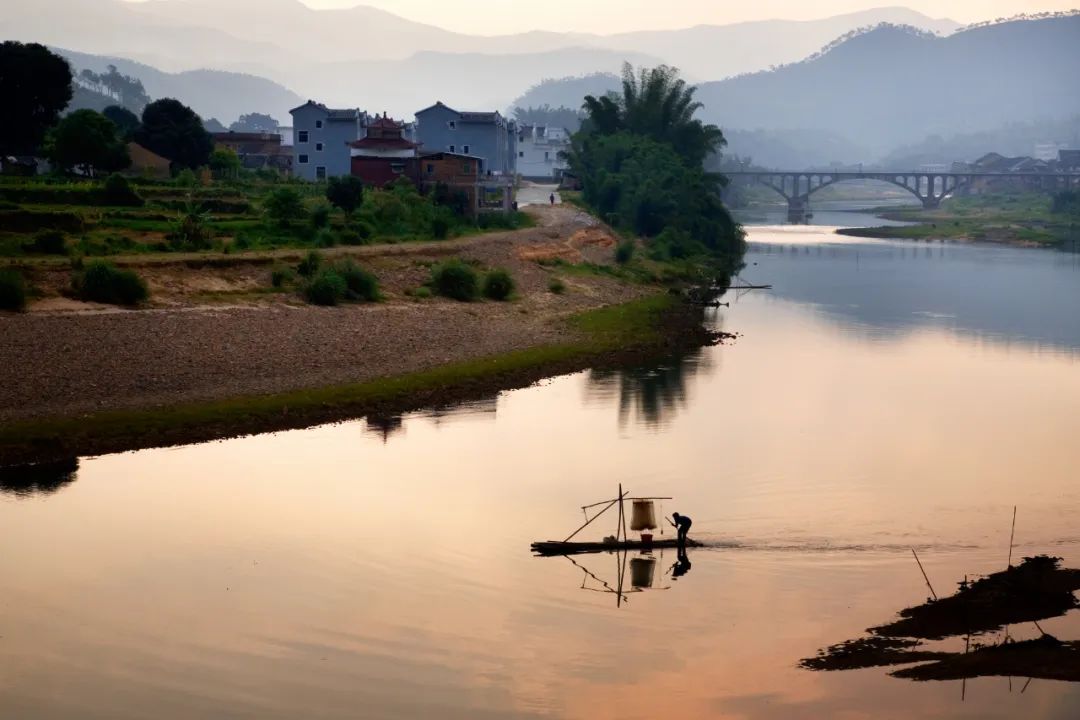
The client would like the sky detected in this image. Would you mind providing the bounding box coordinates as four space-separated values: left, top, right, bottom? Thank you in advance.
295 0 1078 34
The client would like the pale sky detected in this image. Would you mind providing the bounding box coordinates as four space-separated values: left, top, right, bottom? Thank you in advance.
298 0 1078 34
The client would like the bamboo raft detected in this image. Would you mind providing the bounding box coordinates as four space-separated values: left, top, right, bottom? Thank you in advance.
532 538 702 557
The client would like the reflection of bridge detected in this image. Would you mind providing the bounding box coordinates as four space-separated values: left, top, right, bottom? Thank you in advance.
726 170 1080 222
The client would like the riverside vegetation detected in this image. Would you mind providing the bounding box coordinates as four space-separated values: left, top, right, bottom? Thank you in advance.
838 191 1080 247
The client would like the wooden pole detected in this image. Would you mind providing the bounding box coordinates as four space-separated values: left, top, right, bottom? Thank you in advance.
1007 506 1017 569
562 498 618 542
619 483 629 543
912 548 938 601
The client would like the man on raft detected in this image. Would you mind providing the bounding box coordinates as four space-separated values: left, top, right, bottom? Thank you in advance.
670 512 693 547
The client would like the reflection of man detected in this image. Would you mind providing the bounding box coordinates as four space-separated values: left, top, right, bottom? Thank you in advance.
671 512 693 547
673 546 692 578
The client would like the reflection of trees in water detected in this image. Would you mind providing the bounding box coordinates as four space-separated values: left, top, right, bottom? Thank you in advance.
364 396 499 443
364 415 404 443
0 457 79 497
586 348 713 428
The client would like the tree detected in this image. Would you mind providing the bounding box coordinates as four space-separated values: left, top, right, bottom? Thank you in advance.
134 98 213 170
76 65 149 111
230 113 280 133
103 105 140 139
263 187 307 228
325 176 364 216
208 147 241 178
45 110 129 177
203 117 227 133
580 63 725 167
0 42 73 156
565 64 743 259
512 104 585 131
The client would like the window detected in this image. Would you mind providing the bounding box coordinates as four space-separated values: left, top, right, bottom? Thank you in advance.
315 166 326 180
463 162 471 173
426 163 435 174
298 154 309 164
544 151 550 161
463 145 470 155
298 130 309 143
449 145 455 153
315 120 323 129
391 162 405 174
519 151 524 158
315 142 324 151
448 120 456 130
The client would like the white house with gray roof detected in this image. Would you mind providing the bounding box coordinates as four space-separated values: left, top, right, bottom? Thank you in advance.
289 101 367 181
516 125 570 180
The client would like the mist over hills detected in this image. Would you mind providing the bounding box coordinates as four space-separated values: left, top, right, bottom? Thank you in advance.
693 17 1080 161
2 0 960 118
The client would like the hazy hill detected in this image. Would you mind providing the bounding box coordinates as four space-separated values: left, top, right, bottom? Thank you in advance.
57 48 304 124
3 0 955 82
692 17 1080 160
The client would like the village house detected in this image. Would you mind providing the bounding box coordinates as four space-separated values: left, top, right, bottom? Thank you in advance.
289 101 367 181
124 142 170 179
416 151 511 216
414 102 517 177
211 132 292 174
348 114 420 187
516 125 570 180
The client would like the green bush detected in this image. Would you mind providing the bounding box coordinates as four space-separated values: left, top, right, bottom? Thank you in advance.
264 187 307 227
548 277 566 294
25 230 68 255
175 169 198 188
102 173 143 206
408 286 432 299
482 268 515 301
310 202 331 229
0 269 27 311
314 228 337 248
430 259 479 301
270 266 294 288
75 260 149 305
297 250 322 277
304 269 347 306
615 238 635 264
334 260 380 302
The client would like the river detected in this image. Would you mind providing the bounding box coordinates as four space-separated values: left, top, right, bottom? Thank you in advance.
2 210 1080 719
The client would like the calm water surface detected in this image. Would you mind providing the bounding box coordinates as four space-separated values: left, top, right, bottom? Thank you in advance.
3 215 1080 719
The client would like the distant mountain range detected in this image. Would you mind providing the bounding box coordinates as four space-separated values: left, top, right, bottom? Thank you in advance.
57 48 304 124
2 0 958 117
514 16 1080 166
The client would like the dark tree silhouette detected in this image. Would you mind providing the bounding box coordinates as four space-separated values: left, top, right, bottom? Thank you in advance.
103 105 140 139
45 109 129 176
0 42 73 155
230 113 280 133
135 98 213 170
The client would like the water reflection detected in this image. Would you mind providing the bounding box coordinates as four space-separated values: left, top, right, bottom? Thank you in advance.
747 231 1080 353
0 457 79 497
364 414 404 443
585 348 713 428
803 556 1080 683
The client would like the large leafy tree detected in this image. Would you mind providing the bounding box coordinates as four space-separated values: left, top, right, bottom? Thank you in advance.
0 42 73 156
45 110 129 177
134 98 213 170
566 63 742 258
103 105 141 139
325 176 364 216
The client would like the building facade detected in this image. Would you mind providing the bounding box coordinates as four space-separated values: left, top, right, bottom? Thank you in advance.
516 125 570 180
414 102 517 177
289 101 366 181
349 115 420 187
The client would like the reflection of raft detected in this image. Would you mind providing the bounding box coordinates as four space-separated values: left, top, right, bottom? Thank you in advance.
531 538 702 557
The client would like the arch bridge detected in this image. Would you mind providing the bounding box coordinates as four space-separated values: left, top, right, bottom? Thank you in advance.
725 170 1080 223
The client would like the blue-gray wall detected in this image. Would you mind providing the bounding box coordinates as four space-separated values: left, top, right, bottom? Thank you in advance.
290 103 360 181
415 104 517 176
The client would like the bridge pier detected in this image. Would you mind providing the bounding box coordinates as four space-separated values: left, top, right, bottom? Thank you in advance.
787 196 811 224
921 196 941 210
